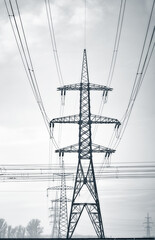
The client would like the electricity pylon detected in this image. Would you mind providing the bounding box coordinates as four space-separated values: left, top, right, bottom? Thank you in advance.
47 155 72 238
49 192 59 238
50 49 120 238
143 213 153 237
58 155 68 238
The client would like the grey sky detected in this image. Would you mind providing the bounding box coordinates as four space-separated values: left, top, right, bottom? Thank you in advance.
0 0 155 237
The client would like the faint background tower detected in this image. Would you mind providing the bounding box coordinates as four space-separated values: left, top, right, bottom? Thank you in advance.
143 213 153 237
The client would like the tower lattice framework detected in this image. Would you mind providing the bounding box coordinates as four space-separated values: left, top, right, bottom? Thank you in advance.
50 49 120 238
47 154 72 238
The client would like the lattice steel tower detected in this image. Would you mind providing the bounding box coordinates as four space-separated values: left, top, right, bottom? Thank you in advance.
47 154 72 238
50 49 120 238
144 213 153 237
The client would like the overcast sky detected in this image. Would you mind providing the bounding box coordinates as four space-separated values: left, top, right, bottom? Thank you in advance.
0 0 155 237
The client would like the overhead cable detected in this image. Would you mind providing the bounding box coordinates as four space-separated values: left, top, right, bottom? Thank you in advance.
45 0 64 86
93 0 126 140
4 0 59 148
108 0 155 150
106 0 126 87
4 0 49 131
114 25 155 150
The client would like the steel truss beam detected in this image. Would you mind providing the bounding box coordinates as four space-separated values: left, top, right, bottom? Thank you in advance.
47 186 73 190
50 114 120 127
57 83 112 92
51 198 71 203
55 143 115 156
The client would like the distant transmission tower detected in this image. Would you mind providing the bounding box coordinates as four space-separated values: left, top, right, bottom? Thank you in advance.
144 213 153 237
50 49 120 238
49 192 59 238
58 155 68 238
47 155 72 238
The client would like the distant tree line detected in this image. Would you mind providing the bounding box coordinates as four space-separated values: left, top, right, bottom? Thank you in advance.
0 218 43 238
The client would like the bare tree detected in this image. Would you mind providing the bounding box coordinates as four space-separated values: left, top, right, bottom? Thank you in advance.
26 219 43 238
16 225 26 238
7 225 17 238
7 225 26 238
0 219 7 238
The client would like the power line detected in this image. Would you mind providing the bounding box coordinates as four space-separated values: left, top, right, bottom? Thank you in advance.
106 0 126 87
93 0 126 140
1 174 155 183
0 188 155 193
107 0 155 150
45 0 64 87
113 26 155 150
1 161 155 181
1 162 155 168
4 0 49 131
4 0 60 149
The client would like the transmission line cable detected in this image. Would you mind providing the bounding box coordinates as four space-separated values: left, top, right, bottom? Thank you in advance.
14 0 50 130
106 0 155 151
15 0 48 113
45 0 66 155
93 0 126 141
97 1 155 180
107 0 126 87
5 0 49 130
45 0 64 87
113 25 155 150
4 0 60 148
126 0 155 109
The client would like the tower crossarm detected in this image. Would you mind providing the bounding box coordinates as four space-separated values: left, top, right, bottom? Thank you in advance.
50 114 79 125
51 198 61 203
55 143 78 154
53 173 73 177
47 186 73 190
91 114 121 127
55 143 115 155
92 143 115 153
51 198 71 203
50 114 121 128
57 83 112 93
